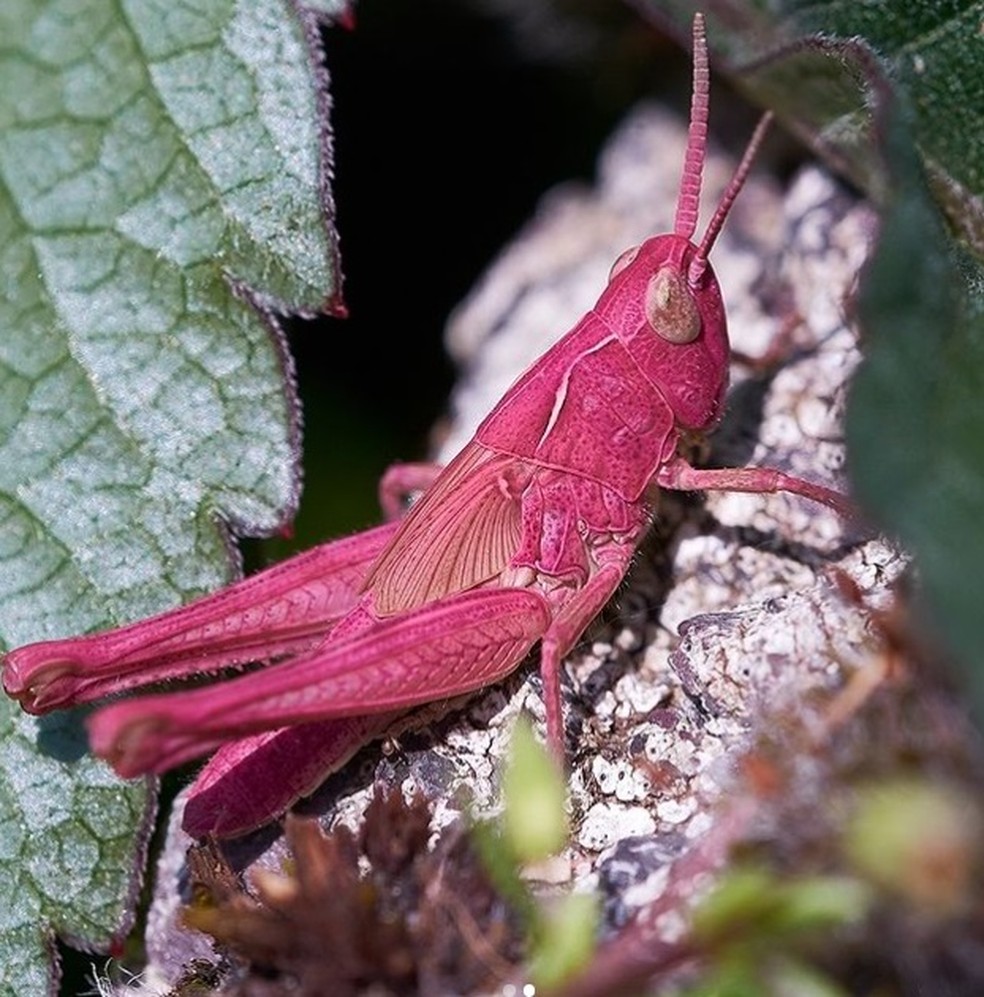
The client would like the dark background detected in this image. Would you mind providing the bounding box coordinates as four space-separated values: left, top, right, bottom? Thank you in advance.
249 0 692 564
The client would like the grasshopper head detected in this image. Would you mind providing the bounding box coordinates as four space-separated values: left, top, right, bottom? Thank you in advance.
596 233 730 433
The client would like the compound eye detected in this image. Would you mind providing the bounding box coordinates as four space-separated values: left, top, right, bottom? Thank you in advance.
645 266 701 344
608 245 640 283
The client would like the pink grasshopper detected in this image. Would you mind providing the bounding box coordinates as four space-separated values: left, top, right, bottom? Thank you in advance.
3 15 849 838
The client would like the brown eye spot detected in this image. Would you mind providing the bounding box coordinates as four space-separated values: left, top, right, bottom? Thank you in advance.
608 245 640 283
645 266 701 343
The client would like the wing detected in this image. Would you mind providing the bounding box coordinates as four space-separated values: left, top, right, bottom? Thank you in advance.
362 441 525 616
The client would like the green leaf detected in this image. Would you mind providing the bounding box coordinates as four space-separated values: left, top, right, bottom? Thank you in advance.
692 866 870 945
846 85 984 714
0 707 149 996
768 959 851 997
0 0 340 991
683 958 851 997
469 818 540 931
845 778 982 915
502 714 568 863
529 892 599 990
686 866 869 997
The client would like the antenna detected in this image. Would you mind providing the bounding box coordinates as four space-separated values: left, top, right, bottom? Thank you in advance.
689 111 773 286
673 13 710 241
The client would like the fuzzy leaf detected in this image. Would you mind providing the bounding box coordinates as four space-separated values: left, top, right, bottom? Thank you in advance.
0 0 341 992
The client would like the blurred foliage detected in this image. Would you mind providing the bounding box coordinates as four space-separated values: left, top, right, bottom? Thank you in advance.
683 865 871 997
473 715 598 992
845 778 983 916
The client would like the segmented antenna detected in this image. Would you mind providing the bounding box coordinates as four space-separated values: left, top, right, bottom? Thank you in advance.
673 13 710 240
688 111 773 286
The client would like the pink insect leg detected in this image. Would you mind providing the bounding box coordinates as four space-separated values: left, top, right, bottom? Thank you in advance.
182 713 401 838
539 561 630 759
378 461 443 521
656 454 853 518
3 521 399 713
184 554 629 835
86 586 552 777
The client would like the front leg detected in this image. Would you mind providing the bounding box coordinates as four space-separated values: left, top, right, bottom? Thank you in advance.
378 461 443 520
656 454 852 517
